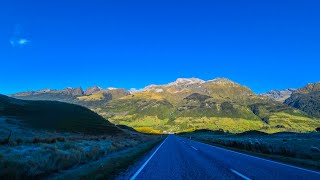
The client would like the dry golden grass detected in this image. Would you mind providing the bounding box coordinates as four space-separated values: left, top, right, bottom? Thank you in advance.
77 93 105 101
134 127 162 134
120 91 164 100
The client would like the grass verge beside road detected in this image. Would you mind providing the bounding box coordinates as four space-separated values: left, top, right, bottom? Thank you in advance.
51 136 165 179
180 130 320 171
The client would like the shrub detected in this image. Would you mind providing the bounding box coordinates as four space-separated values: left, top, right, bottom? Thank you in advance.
316 127 320 132
8 141 17 146
49 138 57 144
32 138 41 144
16 139 23 145
109 143 121 153
275 125 285 128
57 137 65 142
310 146 320 153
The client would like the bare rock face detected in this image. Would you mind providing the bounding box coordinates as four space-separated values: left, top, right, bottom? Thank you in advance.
12 87 84 97
142 78 205 92
84 86 102 95
60 87 84 96
261 89 295 102
12 91 35 97
165 78 206 92
167 78 205 87
139 77 253 97
13 88 52 97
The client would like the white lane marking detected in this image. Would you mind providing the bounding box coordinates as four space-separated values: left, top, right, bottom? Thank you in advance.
184 137 320 175
130 136 169 180
230 169 251 180
190 146 198 151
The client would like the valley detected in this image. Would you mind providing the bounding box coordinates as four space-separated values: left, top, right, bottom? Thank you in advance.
11 78 320 134
0 95 162 178
1 78 320 178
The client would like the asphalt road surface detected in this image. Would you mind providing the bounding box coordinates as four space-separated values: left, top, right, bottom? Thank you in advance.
129 135 320 180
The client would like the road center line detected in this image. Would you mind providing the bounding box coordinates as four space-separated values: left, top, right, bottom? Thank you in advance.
230 169 251 180
190 146 198 151
130 136 168 180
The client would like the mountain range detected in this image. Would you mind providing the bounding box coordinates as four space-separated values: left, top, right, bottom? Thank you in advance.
10 78 320 133
260 89 296 102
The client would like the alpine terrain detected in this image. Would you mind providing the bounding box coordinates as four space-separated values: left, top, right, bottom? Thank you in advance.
12 78 320 134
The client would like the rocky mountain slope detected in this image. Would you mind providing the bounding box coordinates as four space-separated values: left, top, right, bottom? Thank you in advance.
11 78 320 133
103 78 319 133
285 83 320 118
12 87 130 109
261 89 295 102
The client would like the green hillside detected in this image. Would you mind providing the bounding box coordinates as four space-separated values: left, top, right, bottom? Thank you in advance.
100 79 320 133
0 94 122 135
10 78 320 134
285 83 320 118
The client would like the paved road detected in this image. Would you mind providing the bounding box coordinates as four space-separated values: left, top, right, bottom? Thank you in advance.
130 135 320 180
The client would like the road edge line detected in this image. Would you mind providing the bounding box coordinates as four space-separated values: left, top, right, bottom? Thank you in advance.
230 169 251 180
130 136 169 180
190 146 198 151
184 137 320 175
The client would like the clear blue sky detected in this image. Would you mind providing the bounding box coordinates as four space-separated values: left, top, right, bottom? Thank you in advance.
1 0 319 94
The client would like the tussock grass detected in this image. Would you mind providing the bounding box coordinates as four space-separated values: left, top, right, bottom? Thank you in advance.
55 137 165 179
0 122 160 179
182 131 320 170
77 93 106 101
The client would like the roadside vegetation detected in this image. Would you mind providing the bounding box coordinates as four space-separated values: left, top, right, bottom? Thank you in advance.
0 95 163 179
54 137 164 179
0 119 162 179
180 130 320 170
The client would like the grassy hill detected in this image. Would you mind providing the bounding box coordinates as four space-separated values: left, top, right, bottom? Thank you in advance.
0 94 122 135
10 78 320 134
100 79 320 133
